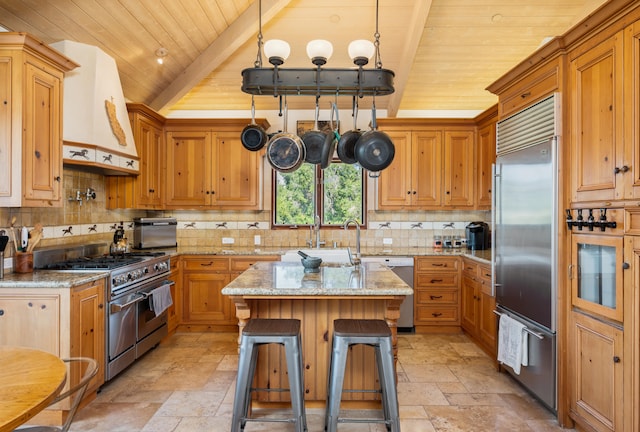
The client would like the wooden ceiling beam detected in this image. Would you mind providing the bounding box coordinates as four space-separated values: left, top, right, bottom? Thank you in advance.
384 0 433 117
149 0 293 114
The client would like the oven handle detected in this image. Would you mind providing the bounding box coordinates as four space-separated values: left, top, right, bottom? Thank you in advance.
110 294 143 313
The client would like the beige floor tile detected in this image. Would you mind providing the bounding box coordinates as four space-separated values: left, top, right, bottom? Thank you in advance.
67 332 566 432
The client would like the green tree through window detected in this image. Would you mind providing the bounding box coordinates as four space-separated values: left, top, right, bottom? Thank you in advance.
273 162 365 226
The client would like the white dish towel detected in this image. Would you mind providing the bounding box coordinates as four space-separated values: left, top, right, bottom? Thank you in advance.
497 313 528 375
150 283 173 317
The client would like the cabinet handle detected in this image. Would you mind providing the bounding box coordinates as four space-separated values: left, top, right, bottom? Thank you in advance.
432 263 445 267
613 356 621 363
445 191 450 195
99 303 104 309
430 295 442 300
430 279 443 283
412 190 416 195
200 262 214 267
54 176 61 182
622 262 630 270
520 92 531 99
432 312 442 317
407 191 411 195
0 309 4 316
614 165 629 174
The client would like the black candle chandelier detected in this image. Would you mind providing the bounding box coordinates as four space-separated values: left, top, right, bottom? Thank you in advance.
241 0 395 98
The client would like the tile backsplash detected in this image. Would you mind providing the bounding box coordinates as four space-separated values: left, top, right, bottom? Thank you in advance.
0 169 490 258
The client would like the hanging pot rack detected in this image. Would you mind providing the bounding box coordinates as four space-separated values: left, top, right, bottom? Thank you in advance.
241 0 395 98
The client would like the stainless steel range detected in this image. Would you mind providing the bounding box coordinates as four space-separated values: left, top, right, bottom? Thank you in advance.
35 243 174 381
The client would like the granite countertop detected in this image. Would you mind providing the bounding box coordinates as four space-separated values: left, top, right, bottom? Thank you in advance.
0 270 108 288
221 261 414 297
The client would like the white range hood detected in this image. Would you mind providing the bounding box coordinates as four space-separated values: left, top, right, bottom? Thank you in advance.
49 40 139 175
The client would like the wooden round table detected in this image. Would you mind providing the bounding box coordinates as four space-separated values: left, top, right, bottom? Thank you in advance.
0 346 67 432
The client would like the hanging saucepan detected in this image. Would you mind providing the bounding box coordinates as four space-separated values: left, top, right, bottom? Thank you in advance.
320 103 339 169
241 97 268 151
302 98 333 165
266 100 305 173
337 96 361 164
354 101 395 172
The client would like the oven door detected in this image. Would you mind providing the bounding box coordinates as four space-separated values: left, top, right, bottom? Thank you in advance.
108 290 140 379
136 279 173 356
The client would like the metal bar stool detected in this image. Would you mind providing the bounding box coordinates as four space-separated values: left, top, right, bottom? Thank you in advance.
231 318 307 432
325 319 400 432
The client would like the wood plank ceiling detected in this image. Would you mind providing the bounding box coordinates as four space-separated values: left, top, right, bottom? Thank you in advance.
0 0 607 116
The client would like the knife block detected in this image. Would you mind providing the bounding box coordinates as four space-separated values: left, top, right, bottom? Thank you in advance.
14 252 33 273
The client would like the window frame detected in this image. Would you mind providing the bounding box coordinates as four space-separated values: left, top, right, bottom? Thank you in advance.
270 160 367 229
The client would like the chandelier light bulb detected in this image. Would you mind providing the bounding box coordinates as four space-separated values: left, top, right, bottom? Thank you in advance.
264 39 291 66
348 40 375 66
306 39 333 66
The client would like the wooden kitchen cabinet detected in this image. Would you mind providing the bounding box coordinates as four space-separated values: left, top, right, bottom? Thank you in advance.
0 33 77 207
0 277 107 406
413 256 461 332
474 105 497 210
106 103 165 209
164 119 266 210
569 310 624 432
569 30 626 204
461 258 496 356
167 256 181 333
376 119 475 210
180 255 279 331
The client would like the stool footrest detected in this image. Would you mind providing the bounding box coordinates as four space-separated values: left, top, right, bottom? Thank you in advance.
250 387 290 393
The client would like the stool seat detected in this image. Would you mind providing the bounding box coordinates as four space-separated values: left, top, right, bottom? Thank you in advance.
243 317 301 336
333 318 392 338
325 319 400 432
231 318 307 432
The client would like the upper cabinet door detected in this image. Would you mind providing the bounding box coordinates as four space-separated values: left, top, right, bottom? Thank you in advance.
377 130 412 208
165 130 212 208
570 30 624 203
476 122 495 209
443 129 475 208
212 132 261 209
412 131 442 208
625 21 640 200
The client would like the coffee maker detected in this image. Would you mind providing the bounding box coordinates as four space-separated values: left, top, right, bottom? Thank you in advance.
466 221 490 250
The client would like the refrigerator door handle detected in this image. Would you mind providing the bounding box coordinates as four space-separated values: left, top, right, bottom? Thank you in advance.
491 163 498 297
493 310 545 340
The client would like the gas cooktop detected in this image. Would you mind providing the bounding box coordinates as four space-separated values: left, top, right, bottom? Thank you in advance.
42 255 146 270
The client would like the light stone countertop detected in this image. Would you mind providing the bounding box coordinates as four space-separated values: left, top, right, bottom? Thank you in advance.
221 261 414 297
0 270 108 288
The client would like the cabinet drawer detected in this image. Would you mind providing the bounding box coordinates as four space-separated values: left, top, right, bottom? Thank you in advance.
415 272 458 288
230 256 279 272
416 288 458 304
182 257 229 272
415 305 459 323
478 264 492 284
415 257 459 272
462 260 479 278
499 61 559 117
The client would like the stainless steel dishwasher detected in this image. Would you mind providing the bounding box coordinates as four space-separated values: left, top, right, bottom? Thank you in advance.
361 257 414 331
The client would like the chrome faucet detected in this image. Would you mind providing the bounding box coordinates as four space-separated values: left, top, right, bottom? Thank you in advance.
343 219 361 266
308 215 325 249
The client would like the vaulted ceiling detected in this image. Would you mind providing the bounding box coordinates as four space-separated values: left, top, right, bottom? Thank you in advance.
0 0 607 116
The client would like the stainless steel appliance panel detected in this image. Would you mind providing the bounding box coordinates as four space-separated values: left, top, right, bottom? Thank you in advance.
496 306 556 412
133 217 177 249
137 281 172 341
108 291 138 360
494 138 557 331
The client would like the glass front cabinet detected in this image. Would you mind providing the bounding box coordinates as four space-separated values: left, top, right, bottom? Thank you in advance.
571 234 623 322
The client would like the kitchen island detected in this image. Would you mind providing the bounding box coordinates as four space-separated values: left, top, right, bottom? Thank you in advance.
221 261 413 404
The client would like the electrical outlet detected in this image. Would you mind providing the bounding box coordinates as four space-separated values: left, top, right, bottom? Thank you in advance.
222 237 235 244
383 238 393 245
254 235 261 245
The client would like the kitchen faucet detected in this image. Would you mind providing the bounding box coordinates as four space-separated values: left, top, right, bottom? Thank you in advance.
343 219 361 266
308 215 325 249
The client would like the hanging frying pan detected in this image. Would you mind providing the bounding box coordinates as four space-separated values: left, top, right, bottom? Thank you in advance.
337 96 361 164
241 97 268 151
320 103 339 169
266 100 305 173
354 101 395 172
302 98 333 165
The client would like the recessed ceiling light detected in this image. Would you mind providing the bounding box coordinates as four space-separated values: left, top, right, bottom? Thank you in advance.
329 14 341 23
491 14 503 23
155 47 168 64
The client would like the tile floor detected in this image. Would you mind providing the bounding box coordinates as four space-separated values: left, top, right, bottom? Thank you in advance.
69 332 571 432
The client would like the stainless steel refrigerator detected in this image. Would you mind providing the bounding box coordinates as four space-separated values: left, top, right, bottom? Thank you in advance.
493 94 558 412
